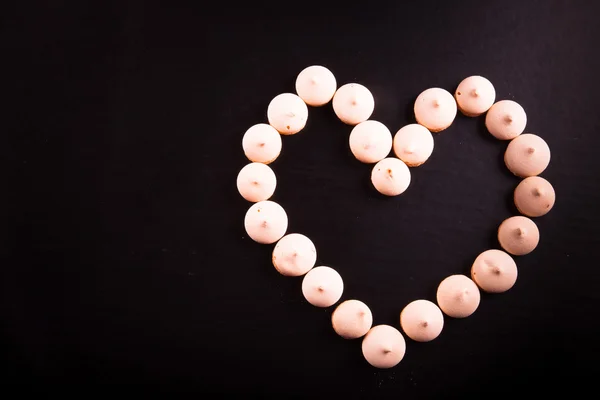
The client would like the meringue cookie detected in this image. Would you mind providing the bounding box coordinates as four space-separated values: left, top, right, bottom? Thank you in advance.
272 233 317 277
436 275 481 318
392 123 434 166
236 162 277 202
485 100 527 140
514 176 556 217
349 120 393 163
361 325 406 368
497 216 540 256
295 65 337 106
471 249 518 293
301 266 343 307
414 88 457 132
331 299 373 339
455 76 496 117
242 123 282 164
370 158 411 196
244 200 288 244
400 299 444 342
267 93 308 135
504 133 551 177
332 83 375 125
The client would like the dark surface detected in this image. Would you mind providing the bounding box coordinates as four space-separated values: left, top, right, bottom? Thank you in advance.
5 0 600 396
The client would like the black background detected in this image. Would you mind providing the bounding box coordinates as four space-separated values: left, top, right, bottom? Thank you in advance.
5 0 600 396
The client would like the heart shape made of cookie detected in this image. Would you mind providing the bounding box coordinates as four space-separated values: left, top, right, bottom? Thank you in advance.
236 65 555 368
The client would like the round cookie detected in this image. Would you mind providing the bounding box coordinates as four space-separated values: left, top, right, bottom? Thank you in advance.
244 200 288 244
236 162 277 202
332 83 375 125
242 123 283 164
514 176 556 217
471 249 518 293
361 325 406 369
267 93 309 135
436 275 481 318
295 65 337 106
504 133 551 177
414 88 457 132
349 120 393 163
485 100 527 140
392 123 434 166
455 76 496 117
498 216 540 256
272 233 317 277
400 300 444 342
371 158 411 196
331 300 373 339
301 266 344 307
